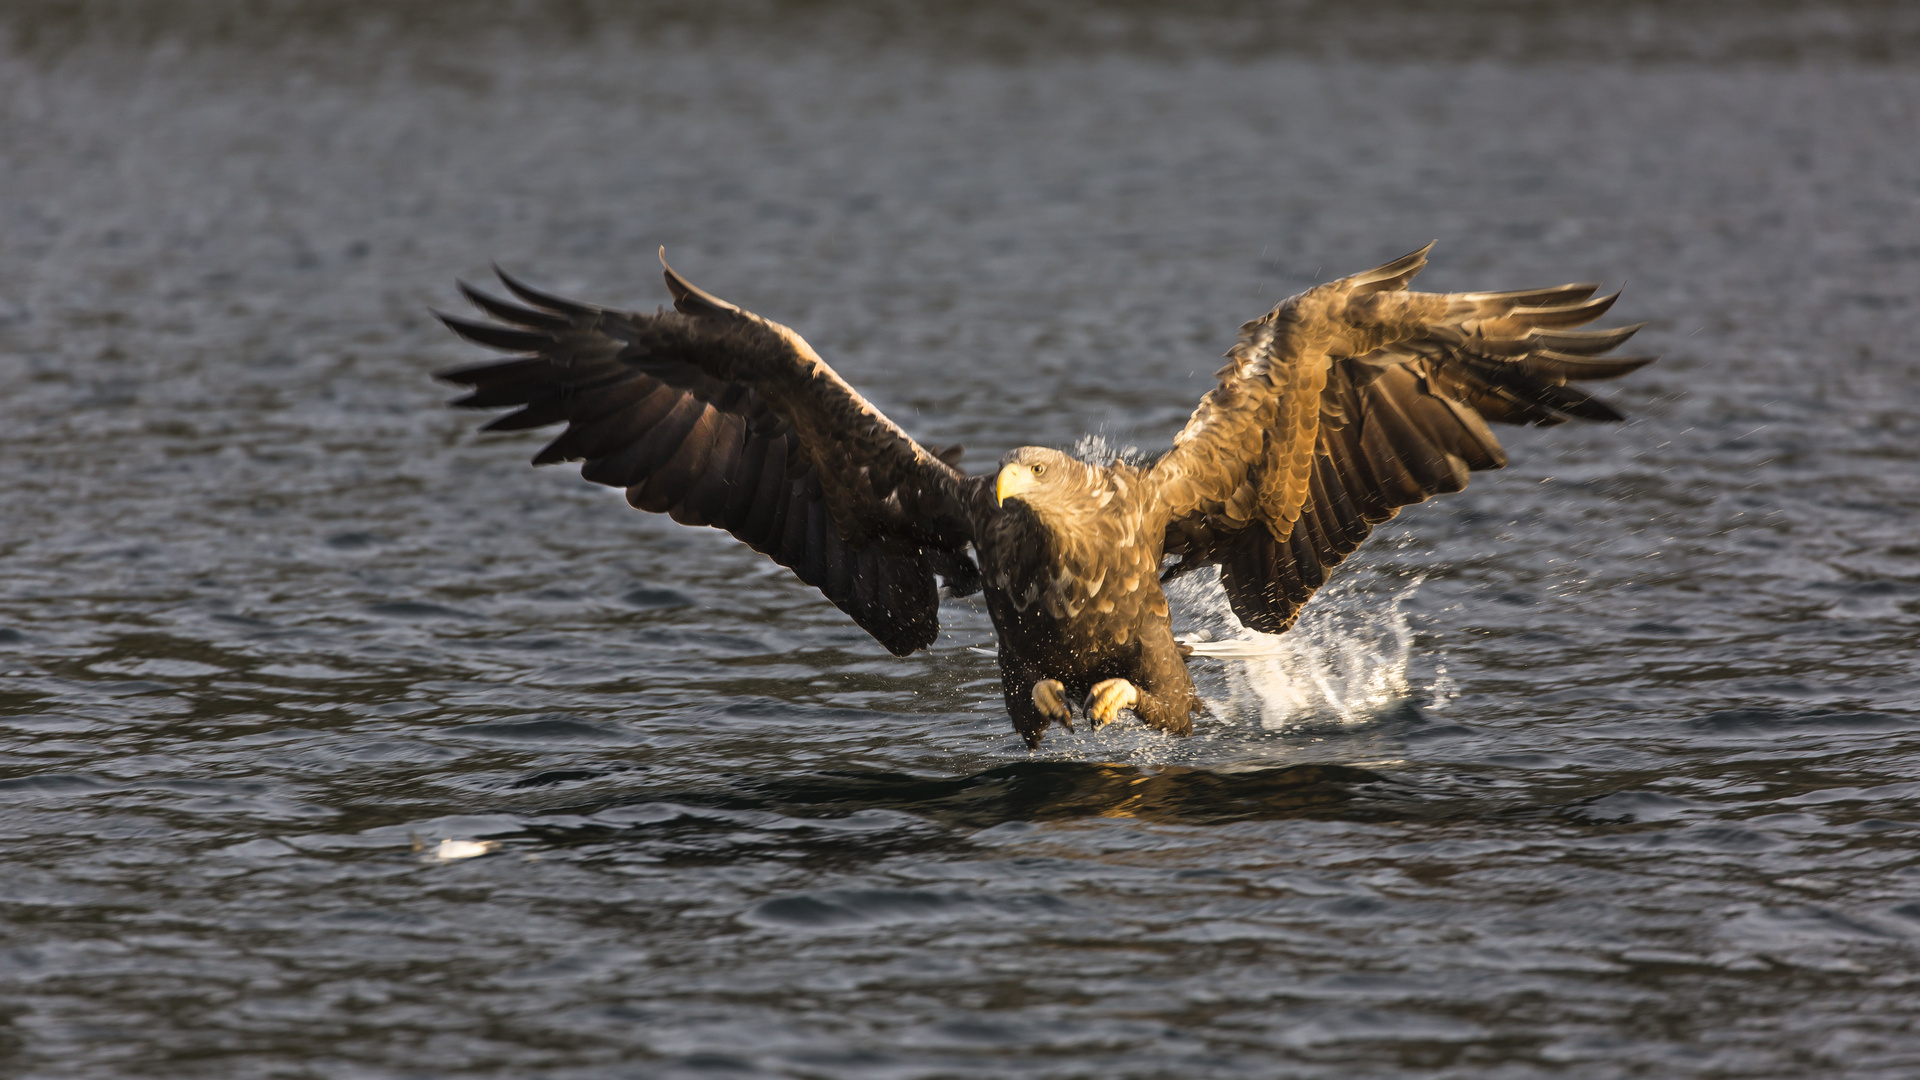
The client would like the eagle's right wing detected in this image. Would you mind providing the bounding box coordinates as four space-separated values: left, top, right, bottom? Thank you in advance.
1150 243 1654 634
436 253 982 656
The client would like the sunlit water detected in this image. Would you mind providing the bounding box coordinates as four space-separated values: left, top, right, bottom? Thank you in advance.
4 5 1920 1078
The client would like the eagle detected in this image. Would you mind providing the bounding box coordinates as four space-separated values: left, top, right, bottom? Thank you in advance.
436 244 1652 748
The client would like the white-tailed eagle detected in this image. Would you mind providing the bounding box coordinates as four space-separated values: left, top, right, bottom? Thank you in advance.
437 244 1652 747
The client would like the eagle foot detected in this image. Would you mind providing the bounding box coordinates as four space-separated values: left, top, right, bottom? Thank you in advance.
1031 679 1073 732
1085 679 1140 727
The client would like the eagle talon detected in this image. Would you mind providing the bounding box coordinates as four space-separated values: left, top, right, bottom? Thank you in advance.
1032 679 1073 732
1085 679 1140 727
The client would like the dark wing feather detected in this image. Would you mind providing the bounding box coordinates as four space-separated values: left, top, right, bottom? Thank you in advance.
1153 243 1654 634
437 255 981 655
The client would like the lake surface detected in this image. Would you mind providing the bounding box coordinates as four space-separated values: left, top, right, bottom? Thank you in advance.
3 3 1919 1076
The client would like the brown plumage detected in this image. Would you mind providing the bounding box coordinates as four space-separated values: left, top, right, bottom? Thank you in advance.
437 244 1654 747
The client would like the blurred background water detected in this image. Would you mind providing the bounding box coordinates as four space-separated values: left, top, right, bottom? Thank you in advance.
3 2 1919 1077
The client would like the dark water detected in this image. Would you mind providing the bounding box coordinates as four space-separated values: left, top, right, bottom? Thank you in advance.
4 4 1920 1076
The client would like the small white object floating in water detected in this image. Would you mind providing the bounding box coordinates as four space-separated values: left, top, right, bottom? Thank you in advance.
434 839 497 860
412 834 499 861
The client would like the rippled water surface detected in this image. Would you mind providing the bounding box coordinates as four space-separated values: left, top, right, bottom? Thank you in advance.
4 4 1920 1076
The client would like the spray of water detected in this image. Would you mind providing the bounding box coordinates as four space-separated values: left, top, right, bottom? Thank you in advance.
1171 560 1436 730
1070 433 1147 467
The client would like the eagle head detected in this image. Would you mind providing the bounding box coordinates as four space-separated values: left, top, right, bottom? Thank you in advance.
995 446 1097 514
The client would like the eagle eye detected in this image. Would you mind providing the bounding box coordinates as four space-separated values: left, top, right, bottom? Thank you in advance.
1032 463 1046 476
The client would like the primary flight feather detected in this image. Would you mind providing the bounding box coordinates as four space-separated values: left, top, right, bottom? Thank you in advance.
436 244 1654 747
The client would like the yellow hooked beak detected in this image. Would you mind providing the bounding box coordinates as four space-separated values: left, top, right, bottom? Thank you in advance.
995 462 1038 507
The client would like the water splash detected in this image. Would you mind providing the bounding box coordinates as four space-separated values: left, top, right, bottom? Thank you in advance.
1070 433 1147 467
1172 561 1435 729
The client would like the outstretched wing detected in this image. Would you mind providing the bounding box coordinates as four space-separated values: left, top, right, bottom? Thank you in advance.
436 253 983 655
1152 243 1653 633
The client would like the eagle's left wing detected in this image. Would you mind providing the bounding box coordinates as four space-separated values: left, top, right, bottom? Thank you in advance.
435 253 982 656
1149 243 1653 634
